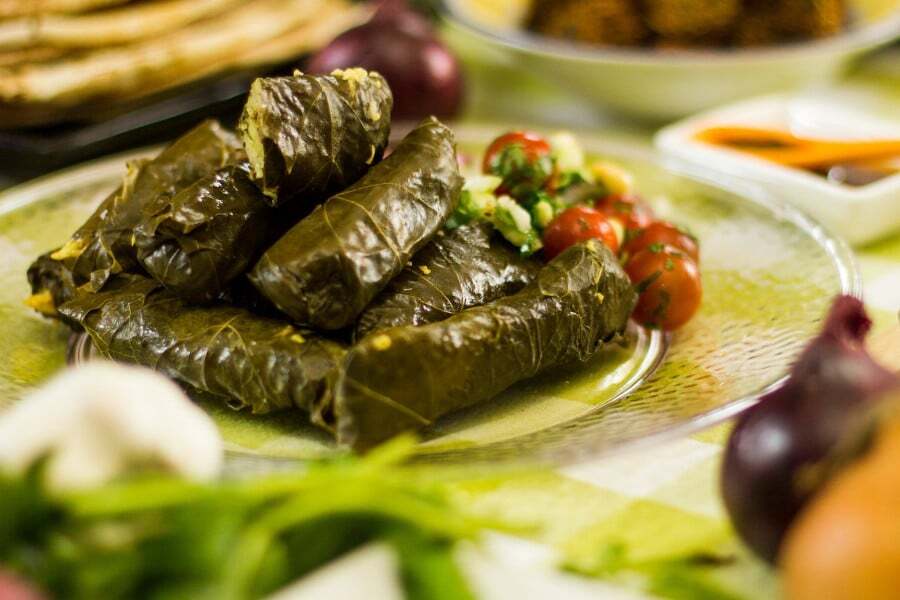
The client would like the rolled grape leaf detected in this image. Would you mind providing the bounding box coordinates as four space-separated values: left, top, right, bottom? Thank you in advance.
134 162 276 305
26 120 244 314
239 68 393 204
219 275 283 319
250 116 463 331
355 222 540 340
24 251 79 317
26 157 148 315
57 276 346 426
335 240 637 451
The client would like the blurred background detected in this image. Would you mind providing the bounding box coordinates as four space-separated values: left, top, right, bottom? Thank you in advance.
0 3 899 599
0 0 897 186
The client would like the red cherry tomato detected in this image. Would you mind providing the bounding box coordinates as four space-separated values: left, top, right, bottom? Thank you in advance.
482 131 552 174
624 221 700 263
542 206 619 260
595 193 654 232
625 245 702 331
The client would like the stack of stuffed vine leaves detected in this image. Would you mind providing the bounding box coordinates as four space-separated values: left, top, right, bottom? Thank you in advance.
25 67 642 452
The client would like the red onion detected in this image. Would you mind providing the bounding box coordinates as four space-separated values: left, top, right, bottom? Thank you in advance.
369 0 434 38
307 1 464 120
721 295 898 563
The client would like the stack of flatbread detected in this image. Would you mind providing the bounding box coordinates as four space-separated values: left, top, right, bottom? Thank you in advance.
0 0 369 128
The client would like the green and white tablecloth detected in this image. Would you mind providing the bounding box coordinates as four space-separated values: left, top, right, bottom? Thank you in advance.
441 199 900 600
428 43 900 600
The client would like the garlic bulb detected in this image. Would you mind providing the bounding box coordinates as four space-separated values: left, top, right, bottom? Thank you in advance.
0 362 223 489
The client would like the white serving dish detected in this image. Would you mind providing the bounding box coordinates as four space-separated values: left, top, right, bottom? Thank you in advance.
655 94 900 245
443 0 900 121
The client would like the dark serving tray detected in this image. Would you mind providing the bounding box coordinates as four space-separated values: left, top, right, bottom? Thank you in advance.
0 63 300 182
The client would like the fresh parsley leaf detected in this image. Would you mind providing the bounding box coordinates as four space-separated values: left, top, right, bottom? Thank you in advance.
488 145 554 200
0 438 506 600
392 529 475 600
554 171 586 193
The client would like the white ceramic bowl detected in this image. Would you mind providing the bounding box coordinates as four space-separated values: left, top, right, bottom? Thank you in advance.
655 93 900 245
443 0 900 121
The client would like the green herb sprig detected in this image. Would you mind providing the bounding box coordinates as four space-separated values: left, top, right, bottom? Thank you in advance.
0 439 511 600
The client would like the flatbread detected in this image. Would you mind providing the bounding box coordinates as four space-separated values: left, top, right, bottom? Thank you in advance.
0 0 369 127
0 45 69 68
0 0 130 19
0 0 242 50
237 2 370 68
0 0 338 105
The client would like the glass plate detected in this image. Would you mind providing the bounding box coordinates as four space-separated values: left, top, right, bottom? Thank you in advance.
0 124 859 465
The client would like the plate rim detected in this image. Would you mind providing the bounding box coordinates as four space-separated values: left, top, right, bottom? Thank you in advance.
0 146 160 217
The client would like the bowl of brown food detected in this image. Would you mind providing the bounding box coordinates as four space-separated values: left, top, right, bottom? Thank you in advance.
443 0 900 120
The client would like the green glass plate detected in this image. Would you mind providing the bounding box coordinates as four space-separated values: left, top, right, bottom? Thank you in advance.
0 124 859 465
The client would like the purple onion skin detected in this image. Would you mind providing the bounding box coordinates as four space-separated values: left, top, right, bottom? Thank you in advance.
722 295 898 564
369 0 434 38
306 4 464 120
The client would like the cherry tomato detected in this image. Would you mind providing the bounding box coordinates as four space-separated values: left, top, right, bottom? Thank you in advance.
482 131 552 174
596 195 654 233
542 206 619 260
625 245 702 330
595 193 654 232
624 221 700 263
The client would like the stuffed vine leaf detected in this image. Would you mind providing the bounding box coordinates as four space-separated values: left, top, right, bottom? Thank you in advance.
25 252 79 317
27 120 244 314
26 157 147 315
335 240 637 450
134 162 275 304
57 276 346 427
355 222 540 340
250 116 464 331
239 68 393 205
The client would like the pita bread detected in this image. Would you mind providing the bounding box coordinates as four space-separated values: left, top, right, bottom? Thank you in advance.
0 0 368 127
0 0 242 50
0 0 129 19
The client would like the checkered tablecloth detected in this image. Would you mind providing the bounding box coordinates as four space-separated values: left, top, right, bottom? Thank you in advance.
435 41 900 599
442 232 899 600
